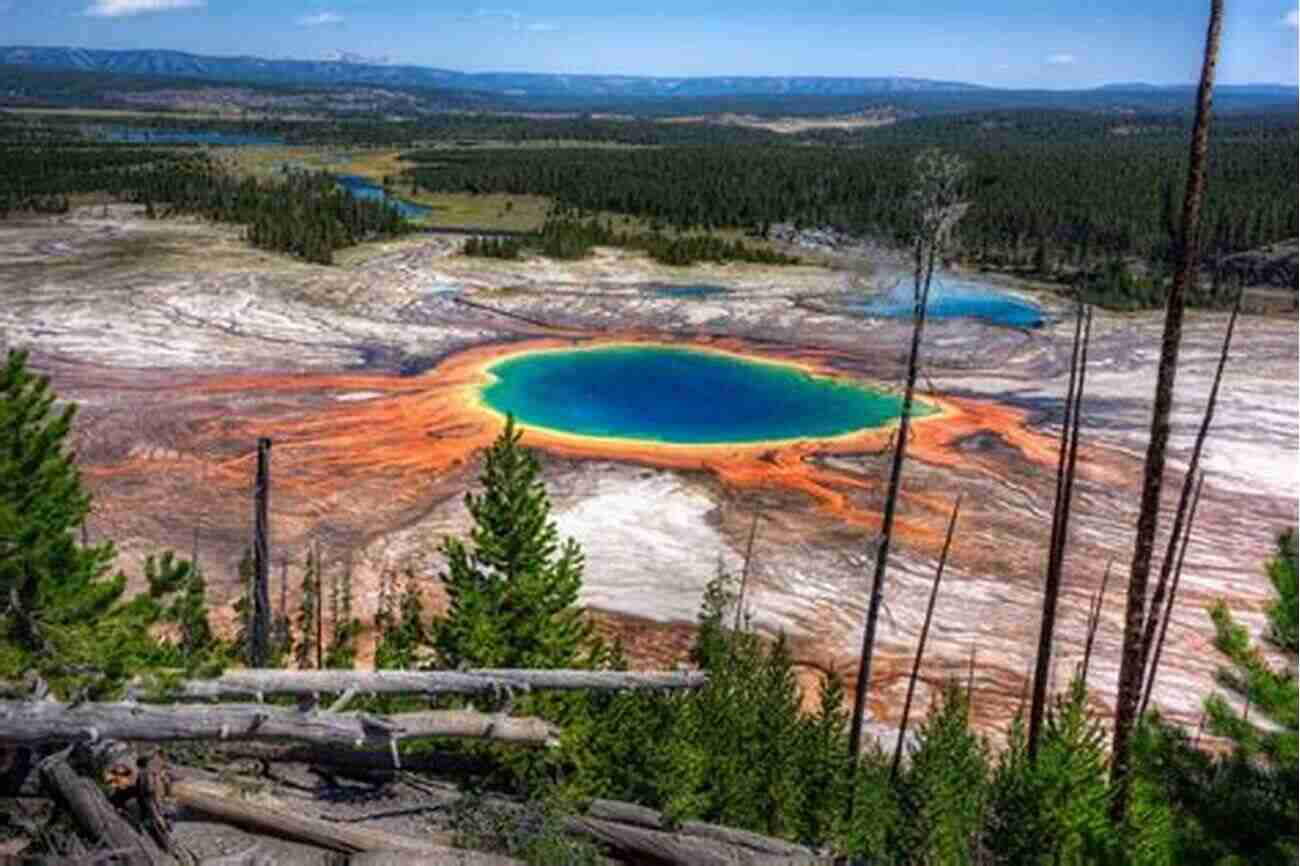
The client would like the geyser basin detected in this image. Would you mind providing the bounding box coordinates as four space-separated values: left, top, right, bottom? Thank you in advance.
479 344 921 445
860 276 1047 329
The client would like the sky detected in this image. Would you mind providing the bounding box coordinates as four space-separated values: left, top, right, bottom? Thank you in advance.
1 0 1297 87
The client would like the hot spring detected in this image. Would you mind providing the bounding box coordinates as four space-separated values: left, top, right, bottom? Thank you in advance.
478 345 927 445
859 276 1048 329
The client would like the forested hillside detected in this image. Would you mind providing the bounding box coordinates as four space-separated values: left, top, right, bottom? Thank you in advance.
0 143 411 263
404 112 1297 272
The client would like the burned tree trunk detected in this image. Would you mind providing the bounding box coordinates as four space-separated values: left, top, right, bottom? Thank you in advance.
848 148 967 760
251 437 272 668
1029 304 1092 760
1110 0 1224 823
890 494 961 780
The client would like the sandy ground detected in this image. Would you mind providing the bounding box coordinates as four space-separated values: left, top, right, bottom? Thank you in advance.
1 205 1295 744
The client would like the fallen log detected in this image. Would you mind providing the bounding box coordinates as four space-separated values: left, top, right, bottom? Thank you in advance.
201 742 489 779
38 753 169 866
570 816 819 866
583 800 814 859
382 783 821 866
0 703 559 750
134 670 706 702
171 778 452 855
349 851 525 866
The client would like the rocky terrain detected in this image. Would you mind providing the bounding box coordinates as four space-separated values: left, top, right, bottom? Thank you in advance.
2 205 1295 743
1218 238 1299 292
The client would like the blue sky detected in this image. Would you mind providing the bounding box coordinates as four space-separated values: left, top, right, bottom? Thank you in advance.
3 0 1297 86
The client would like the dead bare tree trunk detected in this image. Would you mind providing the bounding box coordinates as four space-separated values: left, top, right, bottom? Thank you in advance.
1080 561 1114 683
1110 0 1224 824
1140 472 1206 716
251 437 272 668
890 494 961 780
171 777 451 855
128 669 707 701
734 509 762 632
1 703 561 748
1029 305 1092 760
1136 290 1241 682
848 148 967 761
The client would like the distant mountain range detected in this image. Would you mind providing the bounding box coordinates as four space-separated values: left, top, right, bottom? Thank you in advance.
0 45 996 97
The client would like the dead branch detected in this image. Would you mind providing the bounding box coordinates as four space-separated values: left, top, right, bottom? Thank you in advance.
0 703 559 749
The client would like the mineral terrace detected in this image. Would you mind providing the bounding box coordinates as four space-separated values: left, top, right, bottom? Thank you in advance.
3 206 1296 741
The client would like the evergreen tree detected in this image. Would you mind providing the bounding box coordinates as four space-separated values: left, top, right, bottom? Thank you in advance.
268 560 292 667
0 349 119 664
1204 530 1298 778
895 682 989 863
324 556 358 669
173 559 216 660
375 568 426 671
1130 530 1300 865
0 350 216 695
230 546 254 664
294 544 319 669
431 415 590 670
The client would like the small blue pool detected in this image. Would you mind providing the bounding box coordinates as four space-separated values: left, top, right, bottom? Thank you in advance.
858 276 1047 329
335 174 431 220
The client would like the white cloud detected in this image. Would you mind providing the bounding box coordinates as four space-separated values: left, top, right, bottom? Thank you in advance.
473 8 521 29
1045 52 1078 66
85 0 204 16
1285 9 1299 30
526 21 558 32
298 10 343 26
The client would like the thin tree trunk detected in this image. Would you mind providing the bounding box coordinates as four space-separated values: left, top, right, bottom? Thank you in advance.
1140 472 1206 716
734 509 762 632
1029 305 1091 760
965 645 977 722
1136 291 1241 679
1111 0 1224 823
1046 304 1086 585
315 543 324 671
890 494 961 780
1081 561 1114 682
848 237 938 759
251 438 272 668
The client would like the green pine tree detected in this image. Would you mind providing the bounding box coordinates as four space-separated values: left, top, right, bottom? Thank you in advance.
431 415 590 670
1204 530 1298 777
0 349 120 669
895 682 989 864
294 545 319 669
230 546 254 664
375 568 426 671
1133 530 1300 865
0 350 216 695
324 558 358 669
